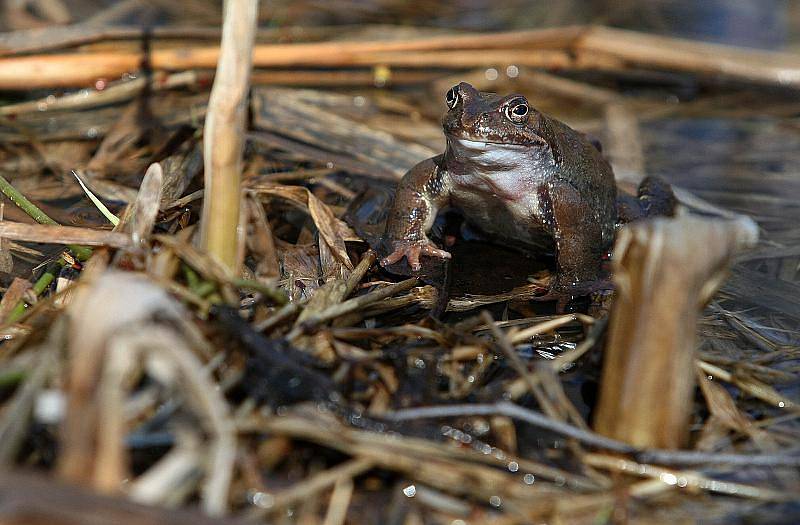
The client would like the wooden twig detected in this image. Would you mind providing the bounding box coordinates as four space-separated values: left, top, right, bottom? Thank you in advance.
323 477 355 525
199 0 258 272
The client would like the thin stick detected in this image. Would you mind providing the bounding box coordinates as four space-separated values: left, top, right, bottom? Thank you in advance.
383 402 800 467
583 453 793 501
0 175 63 225
635 447 800 468
0 71 198 116
385 402 635 453
199 0 258 273
343 250 377 298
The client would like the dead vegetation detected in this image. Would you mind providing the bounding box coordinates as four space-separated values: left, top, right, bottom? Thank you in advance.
0 1 797 524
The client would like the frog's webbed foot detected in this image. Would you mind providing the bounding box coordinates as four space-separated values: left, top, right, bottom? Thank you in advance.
380 239 451 271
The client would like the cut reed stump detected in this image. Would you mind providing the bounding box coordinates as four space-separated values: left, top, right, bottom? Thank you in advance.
594 214 758 449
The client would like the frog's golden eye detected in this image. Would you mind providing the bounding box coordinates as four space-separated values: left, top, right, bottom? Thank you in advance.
445 86 460 109
505 101 529 124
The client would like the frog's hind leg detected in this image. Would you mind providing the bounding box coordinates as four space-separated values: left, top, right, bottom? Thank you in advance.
539 181 608 291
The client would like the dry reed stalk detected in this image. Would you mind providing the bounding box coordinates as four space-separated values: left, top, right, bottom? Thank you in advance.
0 24 583 57
1 26 799 89
199 0 258 273
0 27 578 88
250 69 442 87
593 215 759 449
287 278 418 338
576 26 800 87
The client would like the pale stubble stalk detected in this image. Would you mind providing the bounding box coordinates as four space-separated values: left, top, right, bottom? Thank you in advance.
201 0 259 273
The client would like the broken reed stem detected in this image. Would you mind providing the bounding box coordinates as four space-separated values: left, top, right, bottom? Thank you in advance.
199 0 258 273
593 215 758 449
0 71 199 116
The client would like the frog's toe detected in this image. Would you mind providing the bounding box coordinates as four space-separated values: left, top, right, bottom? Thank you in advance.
381 244 424 271
380 247 408 267
381 240 451 271
405 245 423 271
420 245 452 260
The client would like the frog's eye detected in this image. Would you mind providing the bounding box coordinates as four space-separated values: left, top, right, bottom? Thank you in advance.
445 86 460 109
505 101 529 123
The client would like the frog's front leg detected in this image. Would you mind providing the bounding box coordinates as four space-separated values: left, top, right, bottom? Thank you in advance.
381 156 452 271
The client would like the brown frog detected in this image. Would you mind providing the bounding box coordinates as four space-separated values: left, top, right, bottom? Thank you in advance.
380 81 674 296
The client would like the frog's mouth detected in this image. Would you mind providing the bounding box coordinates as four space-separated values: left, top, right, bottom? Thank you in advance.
447 136 532 162
453 138 493 150
449 137 529 149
